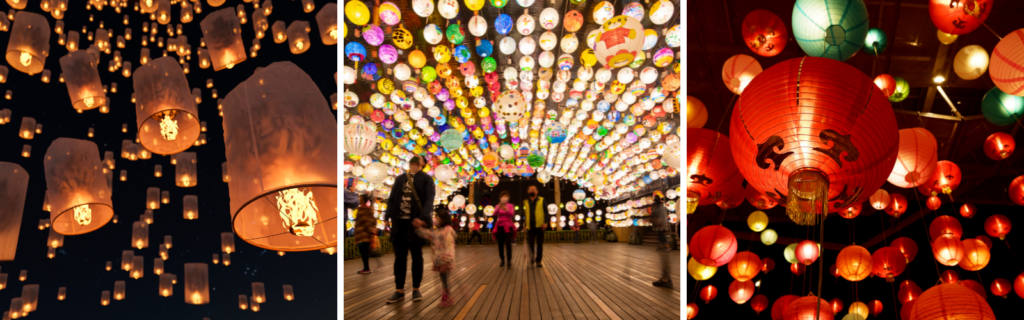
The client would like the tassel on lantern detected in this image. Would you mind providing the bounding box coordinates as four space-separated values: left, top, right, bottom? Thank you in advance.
785 169 829 226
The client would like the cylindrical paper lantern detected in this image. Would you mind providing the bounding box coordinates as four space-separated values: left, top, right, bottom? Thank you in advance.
0 162 28 261
287 20 311 54
146 187 160 210
60 50 106 110
929 215 963 240
953 45 989 80
741 9 787 57
871 247 906 282
222 253 231 265
316 3 337 45
130 255 144 279
221 232 235 253
159 273 173 297
283 284 294 301
791 0 868 61
222 62 337 251
100 291 109 306
57 287 66 300
929 0 991 35
890 237 918 263
933 234 965 266
729 280 755 304
722 54 762 95
784 295 833 320
200 8 247 71
689 225 738 267
238 294 249 309
687 128 743 211
174 152 198 187
44 138 113 235
18 117 35 140
113 280 125 300
134 57 200 155
184 263 209 305
252 282 266 303
183 195 198 220
888 128 938 188
836 245 872 282
20 284 37 313
728 251 762 282
984 214 1011 240
6 11 50 75
909 284 995 320
154 257 164 275
131 221 148 249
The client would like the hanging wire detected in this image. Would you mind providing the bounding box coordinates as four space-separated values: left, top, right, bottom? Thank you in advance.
715 94 738 134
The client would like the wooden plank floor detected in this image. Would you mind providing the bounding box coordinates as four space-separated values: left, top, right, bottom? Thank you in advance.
343 241 681 320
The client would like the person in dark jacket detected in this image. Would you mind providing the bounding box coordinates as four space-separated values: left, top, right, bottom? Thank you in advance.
588 218 599 244
651 192 672 289
344 183 359 237
353 194 377 274
383 155 436 304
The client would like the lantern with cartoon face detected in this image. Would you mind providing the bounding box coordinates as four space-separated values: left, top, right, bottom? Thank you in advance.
392 24 414 49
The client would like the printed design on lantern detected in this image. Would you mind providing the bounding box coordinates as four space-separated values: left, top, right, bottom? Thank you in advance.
598 16 638 64
932 175 959 190
276 187 319 237
828 184 863 209
755 135 794 171
690 174 713 186
764 190 787 204
812 129 859 168
74 204 92 225
951 0 987 30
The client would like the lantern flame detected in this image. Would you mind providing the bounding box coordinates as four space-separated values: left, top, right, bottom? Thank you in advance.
295 40 305 50
136 239 144 249
159 113 178 141
74 204 93 225
161 289 169 297
181 175 191 187
329 28 337 40
276 187 320 237
191 292 202 304
84 97 95 108
19 52 32 67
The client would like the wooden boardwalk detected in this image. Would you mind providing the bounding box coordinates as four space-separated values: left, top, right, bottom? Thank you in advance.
343 241 681 320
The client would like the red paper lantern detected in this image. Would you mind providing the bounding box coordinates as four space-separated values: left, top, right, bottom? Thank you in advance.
1016 273 1024 299
959 203 977 218
751 294 769 314
960 239 991 271
928 0 991 35
869 189 890 210
795 240 819 265
984 132 1015 160
925 160 962 195
728 251 762 282
901 300 914 320
687 128 744 209
730 57 899 223
890 237 918 263
783 296 833 320
771 295 800 320
838 203 861 219
926 195 942 210
741 9 788 57
762 257 776 274
722 54 763 95
991 278 1012 298
929 215 963 240
700 284 718 304
729 280 755 304
941 269 961 284
984 214 1011 240
689 225 738 267
828 264 839 277
872 247 906 282
976 235 993 249
933 234 965 266
884 193 907 217
990 29 1024 95
835 245 872 282
873 74 897 97
888 128 938 188
959 279 988 299
868 300 883 317
716 183 746 210
745 183 778 210
1010 175 1024 206
687 302 698 319
899 279 922 303
829 298 843 314
910 284 995 320
790 262 805 275
919 183 939 197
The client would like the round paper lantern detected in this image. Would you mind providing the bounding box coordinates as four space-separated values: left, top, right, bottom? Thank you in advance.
516 13 535 36
344 1 371 25
538 8 559 30
991 30 1024 96
761 228 778 245
343 122 377 155
1015 273 1024 299
910 284 995 320
784 243 798 264
869 189 890 210
728 251 762 282
888 128 938 188
791 0 869 61
687 303 698 320
495 14 513 35
900 280 923 303
1011 175 1024 206
763 257 776 273
362 162 387 184
829 298 843 314
864 28 887 55
688 257 718 280
730 57 898 224
891 237 918 263
729 280 755 304
929 0 991 35
929 215 963 240
984 132 1015 160
494 91 526 122
752 294 769 314
412 0 434 17
960 238 991 271
983 87 1024 126
592 1 615 24
958 203 976 218
687 96 708 128
923 196 941 211
940 269 961 284
784 296 833 320
884 193 908 217
984 214 1011 240
563 10 584 33
742 9 788 57
687 129 743 211
872 247 906 282
835 245 872 282
933 234 965 266
991 278 1012 298
953 45 989 80
890 76 911 102
434 164 455 182
746 184 778 210
839 203 861 219
873 74 896 97
408 50 427 69
438 0 458 19
593 15 645 69
747 211 769 232
848 301 869 320
722 54 763 95
439 129 464 151
976 235 993 249
925 160 962 195
937 30 958 44
689 225 738 267
772 295 800 320
795 240 819 265
700 284 718 304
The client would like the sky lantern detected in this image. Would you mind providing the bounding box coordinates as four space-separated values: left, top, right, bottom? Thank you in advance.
890 237 918 263
159 273 173 297
60 50 106 111
869 189 890 210
984 214 1011 240
201 8 247 71
838 203 861 219
741 9 787 57
221 62 336 251
114 280 125 300
888 128 938 188
131 221 148 249
992 278 1012 298
730 57 898 225
729 280 755 304
252 282 267 304
700 284 718 304
925 160 962 197
6 11 49 75
784 243 798 264
283 285 294 301
929 0 991 35
689 225 738 267
747 211 769 232
783 295 833 320
130 256 144 279
751 294 769 314
687 128 743 214
795 240 819 265
871 247 906 282
929 215 963 240
981 87 1024 125
44 138 113 235
984 132 1015 160
721 54 762 95
134 56 200 155
959 238 991 271
771 294 800 320
873 74 896 97
791 0 868 61
746 184 778 210
728 251 762 282
910 284 995 320
184 263 209 305
688 257 717 280
933 234 965 266
0 162 28 262
835 245 872 281
884 193 907 217
953 45 990 80
315 3 337 45
686 96 708 129
899 280 923 303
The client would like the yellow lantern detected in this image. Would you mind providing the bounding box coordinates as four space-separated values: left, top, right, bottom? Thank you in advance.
747 211 768 232
688 257 717 280
378 78 395 95
580 49 597 68
408 50 427 69
433 46 451 63
283 285 294 301
344 0 370 26
436 62 453 78
849 301 869 319
937 30 958 45
392 24 413 49
953 45 989 81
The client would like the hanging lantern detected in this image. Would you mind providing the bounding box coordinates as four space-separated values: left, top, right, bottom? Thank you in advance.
933 234 965 266
184 263 209 305
687 128 743 214
953 45 990 80
869 189 890 210
687 303 698 320
991 278 1012 298
784 296 833 320
731 57 898 225
940 269 961 284
890 77 911 102
689 225 737 267
791 0 868 61
729 280 755 304
727 251 762 282
890 237 918 263
722 54 762 95
959 203 976 218
884 193 907 217
984 132 1015 161
795 240 818 265
60 50 106 111
222 62 336 251
873 74 896 97
762 257 776 274
688 257 717 280
771 295 800 320
6 11 50 75
593 15 644 69
959 280 987 299
134 57 200 155
0 162 28 261
929 215 963 240
838 203 861 219
699 284 717 304
829 298 843 314
984 214 1011 240
784 243 798 264
871 247 906 282
835 245 872 282
926 195 942 210
864 28 887 55
929 0 991 35
751 294 769 315
200 8 246 71
899 280 923 303
745 184 778 210
761 228 778 245
909 284 995 319
981 87 1024 126
747 211 768 232
925 160 961 196
959 238 991 271
741 9 787 57
44 138 113 235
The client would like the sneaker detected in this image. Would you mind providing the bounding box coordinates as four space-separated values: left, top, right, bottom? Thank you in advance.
653 279 673 288
439 290 452 307
500 260 505 267
386 291 404 304
536 261 543 268
358 269 371 274
412 290 423 301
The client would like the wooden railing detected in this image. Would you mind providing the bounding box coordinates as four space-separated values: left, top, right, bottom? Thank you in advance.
343 230 607 260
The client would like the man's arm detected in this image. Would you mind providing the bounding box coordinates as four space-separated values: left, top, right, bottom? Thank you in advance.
419 173 436 227
383 175 403 223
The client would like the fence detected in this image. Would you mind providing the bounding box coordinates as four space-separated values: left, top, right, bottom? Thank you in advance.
343 230 607 260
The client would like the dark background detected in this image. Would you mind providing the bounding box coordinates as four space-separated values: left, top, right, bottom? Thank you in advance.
0 0 337 319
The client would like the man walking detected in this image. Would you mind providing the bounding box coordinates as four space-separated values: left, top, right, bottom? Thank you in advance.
383 155 436 303
521 185 551 267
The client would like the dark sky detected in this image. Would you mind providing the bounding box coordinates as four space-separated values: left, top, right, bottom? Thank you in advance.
0 0 337 319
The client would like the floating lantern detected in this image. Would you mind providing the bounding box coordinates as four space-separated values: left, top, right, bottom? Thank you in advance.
184 263 209 305
0 162 28 261
44 138 113 235
200 8 246 71
183 195 198 220
134 57 200 154
174 152 198 187
60 51 106 111
6 11 50 75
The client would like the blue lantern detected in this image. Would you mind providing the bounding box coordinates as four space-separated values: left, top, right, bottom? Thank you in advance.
454 45 471 64
495 14 513 35
476 39 493 58
344 42 367 63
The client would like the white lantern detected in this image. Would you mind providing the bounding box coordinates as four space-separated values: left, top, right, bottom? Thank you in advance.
594 16 645 69
537 170 551 183
666 25 681 48
468 15 488 37
342 66 356 84
517 0 535 6
617 68 635 84
649 0 675 25
577 67 594 81
519 56 535 72
643 29 659 50
394 63 411 81
437 0 458 19
539 31 558 51
343 122 377 156
663 141 680 169
344 90 359 108
640 67 659 84
593 1 615 24
547 203 558 215
519 36 536 55
423 24 443 45
499 144 515 159
595 68 612 83
363 162 388 184
591 172 606 187
495 91 526 122
466 204 477 215
435 164 454 182
538 51 555 68
499 37 516 55
352 166 364 177
412 0 434 18
504 66 518 81
586 29 601 50
516 12 535 36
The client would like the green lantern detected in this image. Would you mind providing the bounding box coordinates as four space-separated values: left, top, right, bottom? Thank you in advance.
490 0 507 9
482 57 497 73
628 54 646 69
421 66 437 83
888 77 910 103
864 28 887 55
792 0 869 61
982 87 1024 126
446 24 465 45
527 154 545 168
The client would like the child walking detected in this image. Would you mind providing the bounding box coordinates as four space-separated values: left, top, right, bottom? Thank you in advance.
413 209 456 307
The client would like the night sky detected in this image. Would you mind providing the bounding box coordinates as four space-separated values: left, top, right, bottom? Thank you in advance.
0 0 337 319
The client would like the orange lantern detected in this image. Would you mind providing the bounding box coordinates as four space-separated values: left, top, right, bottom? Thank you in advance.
184 263 209 305
959 203 977 218
159 273 174 297
771 295 799 320
959 238 991 271
687 96 708 129
134 57 200 155
835 245 872 282
408 49 427 69
941 269 961 284
44 138 114 235
872 247 906 282
984 214 1011 240
751 294 769 314
838 203 861 219
933 234 965 266
689 225 738 267
991 278 1012 298
6 11 50 75
984 132 1015 160
200 8 247 71
899 279 922 303
890 237 918 263
783 296 832 320
929 215 963 240
727 251 762 282
795 240 818 265
721 54 762 95
729 280 754 304
60 50 106 111
700 284 717 304
909 284 995 320
884 193 907 217
869 189 890 210
926 195 942 210
687 303 698 319
0 162 28 261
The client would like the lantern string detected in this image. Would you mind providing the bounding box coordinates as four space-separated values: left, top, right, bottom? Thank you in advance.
815 211 825 320
890 281 899 320
982 23 1003 40
714 94 738 134
689 279 702 304
919 205 942 279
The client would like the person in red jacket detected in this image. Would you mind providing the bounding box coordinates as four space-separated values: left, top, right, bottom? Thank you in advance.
493 191 517 268
466 218 483 245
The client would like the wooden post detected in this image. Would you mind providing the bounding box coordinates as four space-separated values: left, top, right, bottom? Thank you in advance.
554 177 562 230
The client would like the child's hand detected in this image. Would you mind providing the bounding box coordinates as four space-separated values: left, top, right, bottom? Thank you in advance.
412 218 425 228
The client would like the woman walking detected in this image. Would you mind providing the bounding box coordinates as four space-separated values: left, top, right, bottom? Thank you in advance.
354 194 377 274
493 191 516 268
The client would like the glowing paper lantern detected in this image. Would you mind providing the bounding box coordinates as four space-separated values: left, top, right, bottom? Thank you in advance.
959 238 990 271
959 203 976 218
839 203 861 219
689 225 737 267
772 295 800 320
741 10 787 57
687 96 708 128
791 0 868 61
593 16 644 69
929 215 963 240
752 294 769 315
884 193 907 217
933 234 965 266
60 51 106 111
784 296 833 320
929 0 991 35
835 245 872 282
687 128 743 213
925 160 962 195
722 54 762 95
688 257 717 280
5 11 50 75
747 211 768 232
700 284 718 303
184 263 209 305
343 122 376 156
891 237 918 263
890 77 910 102
829 298 843 314
200 8 247 71
729 280 755 304
746 185 778 210
761 229 778 245
134 57 200 155
900 280 923 303
869 189 890 210
953 45 989 80
872 247 906 282
494 91 526 122
44 138 113 235
984 214 1011 240
888 128 938 188
687 303 698 319
864 28 887 55
982 133 1015 162
909 284 995 320
991 278 1012 298
0 162 28 261
873 74 896 97
795 240 818 265
222 62 337 251
728 251 762 282
731 57 898 224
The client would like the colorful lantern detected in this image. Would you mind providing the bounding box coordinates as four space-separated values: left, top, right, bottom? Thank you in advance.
925 160 961 195
5 11 50 75
929 0 991 35
722 54 762 95
761 228 778 245
688 257 717 280
700 284 718 304
791 0 868 61
884 193 907 217
593 15 644 69
873 74 896 97
959 238 991 271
